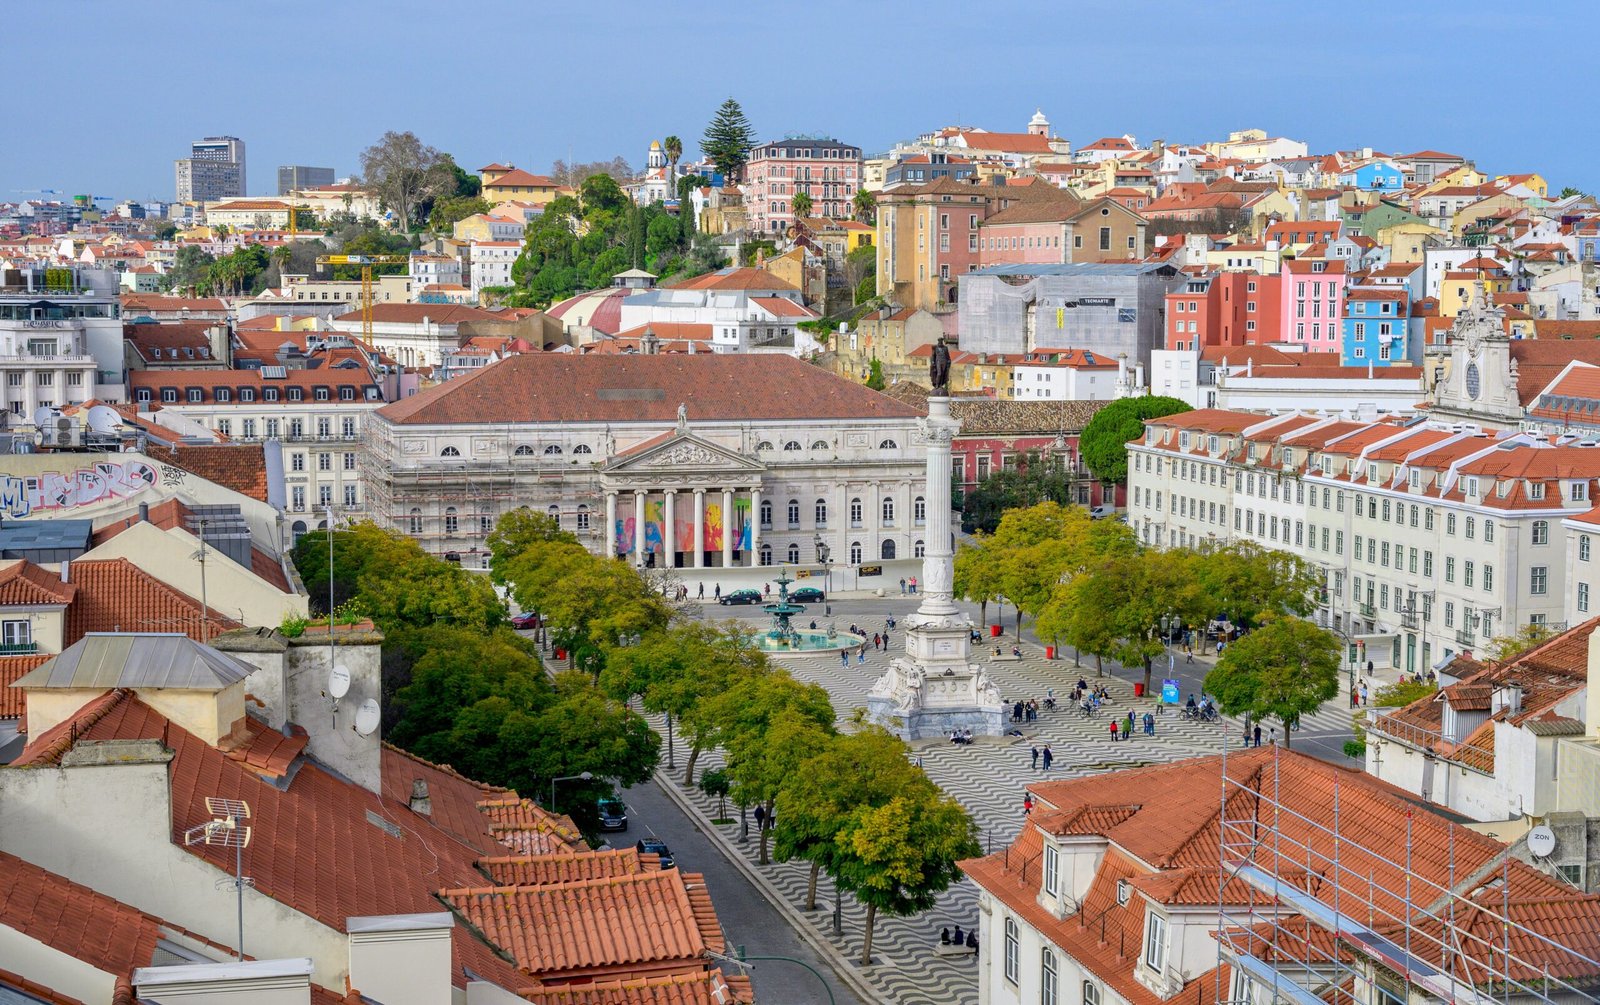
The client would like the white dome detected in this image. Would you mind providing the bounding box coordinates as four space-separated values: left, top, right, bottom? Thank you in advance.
1029 109 1049 126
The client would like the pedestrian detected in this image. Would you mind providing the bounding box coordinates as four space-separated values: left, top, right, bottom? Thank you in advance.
764 583 771 598
698 582 705 599
1042 745 1053 771
858 645 867 664
714 583 721 600
1253 723 1262 748
1185 646 1195 665
753 805 766 830
1030 745 1040 770
1144 711 1155 736
899 577 907 595
909 576 918 594
841 649 849 668
1012 701 1024 722
1023 793 1033 815
1270 727 1278 746
1110 719 1120 742
883 631 891 649
873 632 881 650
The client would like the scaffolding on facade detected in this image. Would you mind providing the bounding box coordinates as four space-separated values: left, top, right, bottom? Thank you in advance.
1212 745 1600 1005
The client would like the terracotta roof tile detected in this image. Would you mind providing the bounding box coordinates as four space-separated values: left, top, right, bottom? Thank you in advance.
0 560 76 606
0 654 51 719
478 848 652 886
0 848 161 981
477 796 586 855
62 558 239 645
515 971 753 1004
140 441 270 502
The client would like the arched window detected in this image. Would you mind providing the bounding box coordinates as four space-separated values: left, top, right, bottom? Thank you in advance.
291 519 308 545
576 504 590 530
544 444 563 455
1042 950 1059 1005
407 508 422 535
441 446 461 457
787 499 800 527
914 496 926 524
850 497 863 527
756 440 774 452
849 541 862 564
879 438 898 449
573 444 592 455
759 543 773 566
783 440 802 451
1083 982 1101 1005
815 499 828 526
514 445 535 456
811 439 829 450
444 507 459 535
759 499 773 527
882 497 895 525
1003 918 1019 984
914 539 926 558
479 507 494 534
547 504 560 526
787 543 800 564
881 539 897 560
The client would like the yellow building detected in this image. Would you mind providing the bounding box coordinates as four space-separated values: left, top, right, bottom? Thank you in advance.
479 163 565 207
1379 222 1445 264
1495 173 1548 198
834 307 945 386
1437 261 1513 317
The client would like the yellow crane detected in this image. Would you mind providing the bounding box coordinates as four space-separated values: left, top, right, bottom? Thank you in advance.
314 254 409 348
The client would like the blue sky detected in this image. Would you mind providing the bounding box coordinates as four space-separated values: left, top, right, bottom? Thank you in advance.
6 1 1599 201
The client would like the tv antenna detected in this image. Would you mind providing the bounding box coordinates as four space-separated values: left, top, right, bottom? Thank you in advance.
189 517 210 638
183 797 252 961
354 698 380 737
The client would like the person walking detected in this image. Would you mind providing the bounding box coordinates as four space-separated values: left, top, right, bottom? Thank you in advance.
1042 745 1054 771
841 648 849 668
1144 711 1155 736
858 644 867 664
1253 723 1263 748
714 583 721 600
753 805 767 830
1023 793 1034 816
883 630 890 649
1030 745 1040 770
1269 727 1278 746
1110 719 1120 742
698 582 704 599
1125 711 1136 739
899 577 907 595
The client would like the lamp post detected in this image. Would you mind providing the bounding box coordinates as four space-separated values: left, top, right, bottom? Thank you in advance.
550 771 593 812
814 536 831 610
707 948 836 1005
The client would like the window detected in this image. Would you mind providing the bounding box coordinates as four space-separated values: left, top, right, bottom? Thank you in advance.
2 619 32 648
1042 949 1059 1005
914 496 926 524
1099 227 1111 251
1581 583 1591 613
815 499 828 526
759 544 773 566
882 497 895 524
441 446 461 457
783 440 802 452
1446 557 1455 583
317 453 331 472
756 441 774 452
914 539 925 557
1447 513 1456 536
850 498 863 527
1464 561 1474 588
787 499 800 527
544 444 563 455
1004 918 1019 985
1484 519 1494 543
479 509 493 534
444 507 458 535
1084 983 1102 1005
576 504 590 531
344 485 357 507
849 541 862 564
292 486 305 511
291 453 305 472
1043 843 1059 896
318 485 332 506
343 452 356 471
1532 520 1549 545
1144 912 1168 973
759 498 773 529
1531 566 1548 595
406 509 422 534
879 439 898 449
573 444 592 455
1483 564 1493 591
1583 536 1592 562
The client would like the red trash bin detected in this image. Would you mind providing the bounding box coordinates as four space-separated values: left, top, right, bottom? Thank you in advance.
1134 682 1145 697
554 648 567 661
990 624 1002 638
1045 646 1056 659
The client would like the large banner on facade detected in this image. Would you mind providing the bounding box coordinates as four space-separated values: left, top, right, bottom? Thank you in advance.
644 498 665 555
732 498 751 552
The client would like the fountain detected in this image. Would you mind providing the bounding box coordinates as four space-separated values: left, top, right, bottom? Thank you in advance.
750 570 861 654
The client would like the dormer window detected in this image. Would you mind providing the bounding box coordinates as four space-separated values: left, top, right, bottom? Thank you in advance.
1042 842 1059 896
1466 477 1479 497
1208 435 1218 453
1408 469 1420 488
1574 482 1589 502
1528 482 1546 501
1143 911 1169 973
1180 432 1191 450
1117 879 1130 905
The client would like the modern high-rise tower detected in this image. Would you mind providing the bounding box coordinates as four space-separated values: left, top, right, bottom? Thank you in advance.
175 136 246 202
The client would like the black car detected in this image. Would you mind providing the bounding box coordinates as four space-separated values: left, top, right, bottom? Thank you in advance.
789 587 825 603
718 589 763 606
597 798 628 832
636 837 675 869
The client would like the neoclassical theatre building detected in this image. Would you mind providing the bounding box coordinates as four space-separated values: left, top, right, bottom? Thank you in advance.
363 353 930 571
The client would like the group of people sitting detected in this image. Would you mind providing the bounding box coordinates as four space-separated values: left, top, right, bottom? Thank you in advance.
992 645 1023 657
940 925 979 952
949 728 975 745
1073 680 1110 711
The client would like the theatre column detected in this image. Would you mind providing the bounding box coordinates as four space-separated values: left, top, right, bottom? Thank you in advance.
721 489 734 568
663 489 676 569
604 492 617 558
693 490 705 568
633 491 646 568
749 487 762 568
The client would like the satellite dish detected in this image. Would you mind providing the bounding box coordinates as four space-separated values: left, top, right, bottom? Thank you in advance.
31 406 57 430
86 405 121 436
328 664 351 699
353 698 380 737
1527 825 1558 858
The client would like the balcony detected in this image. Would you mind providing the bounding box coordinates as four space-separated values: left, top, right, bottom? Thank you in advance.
1358 602 1376 618
1400 611 1420 630
0 641 39 655
1456 629 1475 647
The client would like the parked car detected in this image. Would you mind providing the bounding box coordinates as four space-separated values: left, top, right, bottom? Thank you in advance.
636 837 675 869
789 587 825 603
1089 504 1118 520
509 611 539 630
597 798 628 832
718 589 763 606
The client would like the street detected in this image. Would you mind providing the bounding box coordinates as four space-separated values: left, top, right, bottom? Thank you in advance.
618 776 869 1005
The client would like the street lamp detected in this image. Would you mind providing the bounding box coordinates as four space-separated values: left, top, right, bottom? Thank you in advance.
814 536 832 607
550 772 593 812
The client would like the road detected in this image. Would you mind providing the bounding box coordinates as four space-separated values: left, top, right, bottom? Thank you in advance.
618 776 868 1005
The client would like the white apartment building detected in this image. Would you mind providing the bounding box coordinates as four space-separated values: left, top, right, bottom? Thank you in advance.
0 265 126 414
1127 407 1600 677
469 241 519 296
409 253 462 290
1009 349 1124 400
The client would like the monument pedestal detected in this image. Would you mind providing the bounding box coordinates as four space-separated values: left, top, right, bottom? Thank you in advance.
866 393 1005 740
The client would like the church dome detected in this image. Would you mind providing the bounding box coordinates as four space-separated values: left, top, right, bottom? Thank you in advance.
546 286 630 335
1029 109 1049 126
650 140 661 149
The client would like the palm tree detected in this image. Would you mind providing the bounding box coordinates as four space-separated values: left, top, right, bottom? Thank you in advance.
792 190 814 220
663 135 683 189
853 188 876 225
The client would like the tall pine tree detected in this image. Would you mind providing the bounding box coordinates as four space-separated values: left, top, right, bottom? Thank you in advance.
701 97 756 181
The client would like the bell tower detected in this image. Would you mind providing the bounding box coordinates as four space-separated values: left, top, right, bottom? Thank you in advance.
1429 282 1521 427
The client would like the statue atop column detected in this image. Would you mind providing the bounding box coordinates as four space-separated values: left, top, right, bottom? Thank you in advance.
930 337 951 395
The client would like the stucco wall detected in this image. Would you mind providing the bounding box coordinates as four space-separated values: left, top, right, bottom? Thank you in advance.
0 925 115 1004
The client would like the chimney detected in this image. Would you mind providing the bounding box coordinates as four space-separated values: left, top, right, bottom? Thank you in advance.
138 502 149 522
134 960 315 1003
347 914 454 1005
409 778 432 816
59 559 69 584
1368 360 1374 379
1247 358 1254 377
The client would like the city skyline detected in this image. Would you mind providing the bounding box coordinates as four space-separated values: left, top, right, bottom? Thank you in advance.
6 0 1600 200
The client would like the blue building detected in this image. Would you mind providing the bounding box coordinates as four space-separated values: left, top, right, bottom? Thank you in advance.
883 152 975 187
1344 161 1405 192
1341 286 1414 365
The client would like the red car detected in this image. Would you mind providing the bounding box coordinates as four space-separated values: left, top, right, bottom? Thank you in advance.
510 611 539 630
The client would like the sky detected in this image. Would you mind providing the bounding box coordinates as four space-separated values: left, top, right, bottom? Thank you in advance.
7 1 1600 201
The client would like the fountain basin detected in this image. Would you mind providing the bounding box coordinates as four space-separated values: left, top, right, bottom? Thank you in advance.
754 630 865 654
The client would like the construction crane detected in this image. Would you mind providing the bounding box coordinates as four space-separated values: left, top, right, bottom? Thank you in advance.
314 254 409 348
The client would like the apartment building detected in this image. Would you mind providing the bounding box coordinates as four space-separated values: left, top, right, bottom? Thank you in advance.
743 137 862 234
1127 407 1600 676
174 135 246 202
0 264 126 413
469 240 519 296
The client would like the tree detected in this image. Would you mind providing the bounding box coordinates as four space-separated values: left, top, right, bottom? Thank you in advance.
1205 618 1340 748
444 157 481 198
550 156 633 189
662 136 683 181
865 357 886 390
1080 396 1192 483
1559 186 1586 199
725 708 834 864
699 767 731 821
154 223 178 241
1050 551 1203 693
428 195 490 232
833 783 979 964
958 452 1080 534
702 97 756 181
1192 542 1322 648
167 245 215 294
1486 622 1560 661
991 502 1134 635
486 507 577 584
358 130 452 231
853 188 876 225
792 191 814 220
954 537 1005 628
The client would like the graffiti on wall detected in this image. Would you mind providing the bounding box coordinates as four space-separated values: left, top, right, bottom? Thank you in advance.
0 459 160 518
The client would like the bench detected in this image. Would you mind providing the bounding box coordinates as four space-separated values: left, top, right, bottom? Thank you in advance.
989 653 1023 662
935 941 977 957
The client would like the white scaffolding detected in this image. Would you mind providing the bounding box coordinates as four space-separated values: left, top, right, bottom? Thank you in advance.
1212 745 1600 1005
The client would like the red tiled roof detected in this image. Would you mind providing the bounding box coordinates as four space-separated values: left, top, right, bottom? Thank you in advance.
0 848 163 981
377 354 923 426
62 558 239 645
0 654 50 719
515 971 753 1005
140 442 270 502
483 169 559 189
478 848 652 886
223 717 310 779
0 560 76 606
665 267 797 292
121 295 227 313
750 296 817 318
332 303 508 325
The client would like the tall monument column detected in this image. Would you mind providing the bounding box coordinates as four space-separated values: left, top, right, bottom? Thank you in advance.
867 338 1004 740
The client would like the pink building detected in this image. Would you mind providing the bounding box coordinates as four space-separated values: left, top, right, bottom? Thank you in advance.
1279 257 1347 351
743 137 862 234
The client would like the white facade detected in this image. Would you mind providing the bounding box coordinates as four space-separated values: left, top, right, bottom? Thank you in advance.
469 242 518 295
410 254 462 290
1010 363 1120 400
0 267 126 413
1214 368 1427 416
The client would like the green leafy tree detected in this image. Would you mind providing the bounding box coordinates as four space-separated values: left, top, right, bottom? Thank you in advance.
487 508 577 584
1191 541 1323 649
154 223 178 241
662 136 683 180
699 767 731 821
792 191 814 219
1052 551 1203 693
1486 622 1560 661
1080 395 1192 483
833 783 979 964
701 97 756 181
1205 618 1340 748
855 273 876 305
865 357 886 390
579 173 628 218
445 157 481 197
428 195 490 232
958 452 1079 534
726 708 834 863
992 502 1134 636
853 188 876 224
358 130 453 231
954 536 1005 627
1559 186 1585 199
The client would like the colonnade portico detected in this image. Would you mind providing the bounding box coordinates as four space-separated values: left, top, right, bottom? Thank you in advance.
602 483 766 569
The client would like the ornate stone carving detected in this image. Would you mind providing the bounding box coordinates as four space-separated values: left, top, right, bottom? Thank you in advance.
401 440 427 455
645 444 718 467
